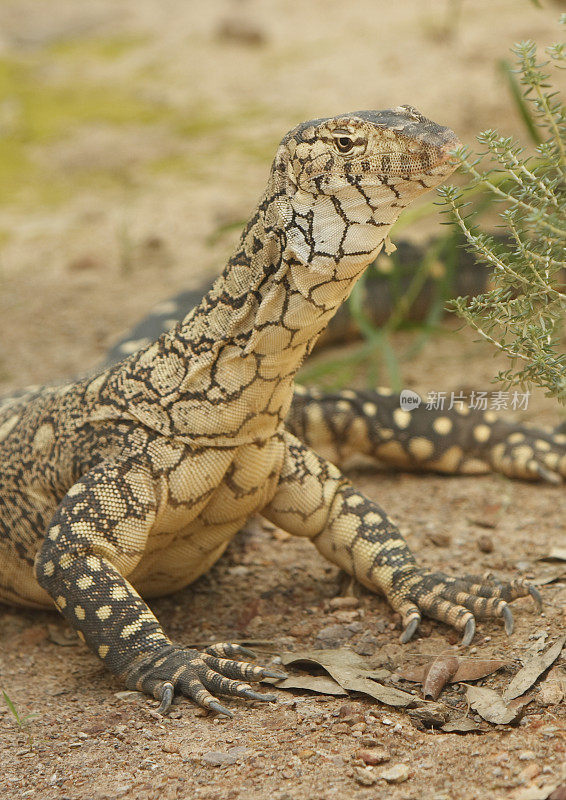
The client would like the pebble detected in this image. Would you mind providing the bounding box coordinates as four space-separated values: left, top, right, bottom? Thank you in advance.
202 750 237 767
477 534 494 553
356 747 391 765
329 597 360 610
518 750 536 761
519 763 542 782
538 682 564 706
162 741 181 754
427 531 451 547
353 766 378 786
334 610 360 623
297 748 316 759
379 763 410 784
315 623 352 647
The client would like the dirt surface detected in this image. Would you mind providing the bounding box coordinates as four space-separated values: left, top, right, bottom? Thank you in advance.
0 2 565 800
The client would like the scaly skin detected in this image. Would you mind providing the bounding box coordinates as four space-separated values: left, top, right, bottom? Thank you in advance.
0 107 548 717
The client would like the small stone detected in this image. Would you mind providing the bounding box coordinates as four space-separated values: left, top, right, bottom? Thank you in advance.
379 763 410 783
339 703 364 720
353 766 378 786
359 735 379 747
427 531 451 547
215 17 267 46
519 763 542 782
329 597 360 610
538 680 564 707
518 750 536 761
334 610 360 623
315 623 352 648
162 741 181 754
408 704 449 729
331 723 350 734
202 750 237 766
477 534 494 553
488 752 510 765
356 747 391 766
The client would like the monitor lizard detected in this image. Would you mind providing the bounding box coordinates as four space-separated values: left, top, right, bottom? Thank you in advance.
0 107 562 717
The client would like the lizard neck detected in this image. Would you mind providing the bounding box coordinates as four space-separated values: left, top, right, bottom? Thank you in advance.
113 166 398 445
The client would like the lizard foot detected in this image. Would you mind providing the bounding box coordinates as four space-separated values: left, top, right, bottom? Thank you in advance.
387 569 541 646
123 642 287 716
488 424 566 484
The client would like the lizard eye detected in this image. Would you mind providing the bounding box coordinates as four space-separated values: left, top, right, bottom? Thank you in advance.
333 134 355 154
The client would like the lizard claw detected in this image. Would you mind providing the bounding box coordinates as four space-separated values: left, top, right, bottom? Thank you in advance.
529 585 543 612
157 682 174 715
261 668 288 680
208 701 234 718
502 605 514 636
461 617 476 647
241 689 277 702
400 615 420 644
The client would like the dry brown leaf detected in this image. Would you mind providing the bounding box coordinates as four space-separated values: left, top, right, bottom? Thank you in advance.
441 718 482 733
503 636 566 702
422 656 459 699
398 657 507 684
465 685 528 725
540 548 566 562
279 649 415 707
263 674 347 696
532 567 566 586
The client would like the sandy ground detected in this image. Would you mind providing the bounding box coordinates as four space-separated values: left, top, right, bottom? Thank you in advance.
0 1 565 799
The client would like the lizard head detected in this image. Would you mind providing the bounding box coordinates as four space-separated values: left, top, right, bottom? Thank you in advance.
280 105 461 202
269 106 461 275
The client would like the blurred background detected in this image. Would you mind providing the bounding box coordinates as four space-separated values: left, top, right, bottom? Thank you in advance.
0 0 562 392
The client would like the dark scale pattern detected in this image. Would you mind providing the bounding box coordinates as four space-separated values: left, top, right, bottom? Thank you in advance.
0 106 555 716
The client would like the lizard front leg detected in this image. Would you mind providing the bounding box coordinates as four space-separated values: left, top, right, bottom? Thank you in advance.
287 386 566 483
35 458 283 715
264 431 541 645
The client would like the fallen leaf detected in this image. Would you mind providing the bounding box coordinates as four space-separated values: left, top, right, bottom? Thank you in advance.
532 567 566 586
503 637 566 702
279 649 415 707
398 657 507 685
465 685 527 725
539 548 566 562
263 674 347 696
423 656 459 699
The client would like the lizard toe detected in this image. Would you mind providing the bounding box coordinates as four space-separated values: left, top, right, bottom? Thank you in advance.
200 653 287 682
204 642 257 659
388 568 540 645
